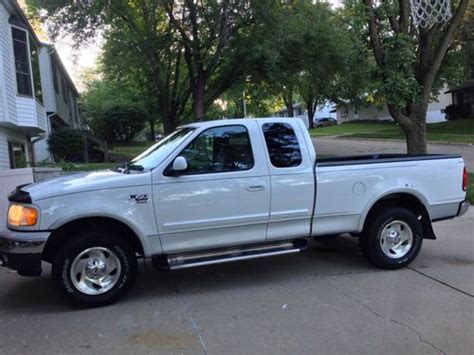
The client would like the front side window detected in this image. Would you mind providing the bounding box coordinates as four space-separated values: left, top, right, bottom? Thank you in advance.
12 28 32 96
178 125 254 175
262 122 302 168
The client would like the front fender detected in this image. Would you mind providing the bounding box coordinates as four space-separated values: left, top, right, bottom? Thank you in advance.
36 187 161 256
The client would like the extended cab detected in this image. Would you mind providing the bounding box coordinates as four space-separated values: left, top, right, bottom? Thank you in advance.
1 118 469 306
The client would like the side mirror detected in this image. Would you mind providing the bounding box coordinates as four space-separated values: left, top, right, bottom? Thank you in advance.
172 156 188 174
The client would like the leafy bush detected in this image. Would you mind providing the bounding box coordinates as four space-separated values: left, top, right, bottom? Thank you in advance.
444 104 472 120
48 128 85 162
89 106 148 143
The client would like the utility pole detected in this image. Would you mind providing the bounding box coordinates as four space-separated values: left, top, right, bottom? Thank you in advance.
242 90 247 118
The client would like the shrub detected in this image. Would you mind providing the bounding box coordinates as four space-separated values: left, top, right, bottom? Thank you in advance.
89 106 148 144
444 104 472 120
48 128 85 162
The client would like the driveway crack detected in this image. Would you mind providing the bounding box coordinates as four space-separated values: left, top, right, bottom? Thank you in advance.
323 276 446 355
408 267 474 298
174 282 208 355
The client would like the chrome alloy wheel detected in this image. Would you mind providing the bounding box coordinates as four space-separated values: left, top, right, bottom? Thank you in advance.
379 220 413 259
70 247 122 295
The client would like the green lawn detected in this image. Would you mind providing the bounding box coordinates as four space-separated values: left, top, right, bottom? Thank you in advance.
112 141 154 158
468 173 474 205
309 119 474 144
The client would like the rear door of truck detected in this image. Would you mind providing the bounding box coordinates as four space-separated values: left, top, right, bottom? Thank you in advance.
257 119 316 241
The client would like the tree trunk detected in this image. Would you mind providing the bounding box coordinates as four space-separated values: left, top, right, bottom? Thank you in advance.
387 102 428 154
283 87 294 117
404 121 427 154
403 105 428 154
148 119 156 141
306 99 316 130
193 73 206 121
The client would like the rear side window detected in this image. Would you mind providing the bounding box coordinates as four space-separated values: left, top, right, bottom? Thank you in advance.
262 123 302 168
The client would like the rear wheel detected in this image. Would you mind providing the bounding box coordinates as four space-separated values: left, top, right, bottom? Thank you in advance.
52 230 137 307
360 207 423 269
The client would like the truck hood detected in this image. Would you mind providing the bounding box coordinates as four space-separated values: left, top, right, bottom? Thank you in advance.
23 170 152 202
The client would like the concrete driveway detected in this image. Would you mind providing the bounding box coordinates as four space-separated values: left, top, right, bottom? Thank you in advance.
0 210 472 354
313 137 474 171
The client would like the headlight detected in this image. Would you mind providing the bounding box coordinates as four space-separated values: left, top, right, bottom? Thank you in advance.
7 204 38 227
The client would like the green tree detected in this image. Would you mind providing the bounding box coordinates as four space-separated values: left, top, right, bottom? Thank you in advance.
48 128 85 161
163 0 262 121
90 106 148 144
348 0 472 153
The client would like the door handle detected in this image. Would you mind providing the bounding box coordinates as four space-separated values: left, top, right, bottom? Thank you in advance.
246 185 264 192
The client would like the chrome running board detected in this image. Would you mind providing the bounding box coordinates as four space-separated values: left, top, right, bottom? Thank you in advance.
154 239 308 270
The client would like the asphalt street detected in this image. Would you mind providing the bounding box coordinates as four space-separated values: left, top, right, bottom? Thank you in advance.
0 209 472 354
313 136 474 171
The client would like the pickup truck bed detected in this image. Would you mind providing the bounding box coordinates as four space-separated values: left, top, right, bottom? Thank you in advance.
316 153 462 166
1 118 469 307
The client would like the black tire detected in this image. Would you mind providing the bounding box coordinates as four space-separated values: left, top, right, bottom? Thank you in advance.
362 207 423 269
52 230 137 307
358 232 369 257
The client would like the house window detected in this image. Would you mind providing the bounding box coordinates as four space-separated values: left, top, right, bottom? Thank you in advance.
68 89 73 120
341 107 349 116
52 63 59 94
8 142 27 169
12 27 32 96
61 78 68 104
29 38 42 102
72 95 79 124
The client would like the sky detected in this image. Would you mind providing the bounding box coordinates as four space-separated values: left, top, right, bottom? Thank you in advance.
53 33 103 92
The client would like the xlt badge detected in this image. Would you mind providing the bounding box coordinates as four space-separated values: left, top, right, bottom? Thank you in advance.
129 194 148 203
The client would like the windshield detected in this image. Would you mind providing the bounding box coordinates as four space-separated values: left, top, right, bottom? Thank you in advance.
130 127 196 170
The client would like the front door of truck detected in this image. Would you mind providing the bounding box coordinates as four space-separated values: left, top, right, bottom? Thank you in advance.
152 122 270 253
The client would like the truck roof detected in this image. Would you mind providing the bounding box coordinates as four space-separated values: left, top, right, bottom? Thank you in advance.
180 117 304 129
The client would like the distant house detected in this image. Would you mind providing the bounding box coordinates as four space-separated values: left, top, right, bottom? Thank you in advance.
446 79 474 118
0 0 47 170
336 89 452 124
277 102 337 128
36 43 83 161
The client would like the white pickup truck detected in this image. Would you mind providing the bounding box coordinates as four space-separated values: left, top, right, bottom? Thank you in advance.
1 118 469 307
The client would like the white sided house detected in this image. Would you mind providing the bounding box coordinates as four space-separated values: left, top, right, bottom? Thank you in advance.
35 43 82 161
0 0 47 170
277 102 337 128
336 90 452 124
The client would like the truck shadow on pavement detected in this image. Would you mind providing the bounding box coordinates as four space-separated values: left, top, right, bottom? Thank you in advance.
0 236 378 312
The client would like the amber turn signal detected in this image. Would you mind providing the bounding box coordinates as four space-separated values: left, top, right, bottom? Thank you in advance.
7 204 38 227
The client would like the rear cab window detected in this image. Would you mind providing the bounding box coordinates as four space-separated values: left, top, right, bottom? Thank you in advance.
262 123 302 168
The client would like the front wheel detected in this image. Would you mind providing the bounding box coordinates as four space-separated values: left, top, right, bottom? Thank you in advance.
52 231 137 307
360 207 423 269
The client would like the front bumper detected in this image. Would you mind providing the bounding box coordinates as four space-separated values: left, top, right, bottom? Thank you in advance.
457 199 470 217
0 229 50 276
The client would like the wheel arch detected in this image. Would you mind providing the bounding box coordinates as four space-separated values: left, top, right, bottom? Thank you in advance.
43 216 146 263
359 190 436 240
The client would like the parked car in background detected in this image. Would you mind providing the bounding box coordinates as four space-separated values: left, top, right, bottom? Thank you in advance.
315 117 337 128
